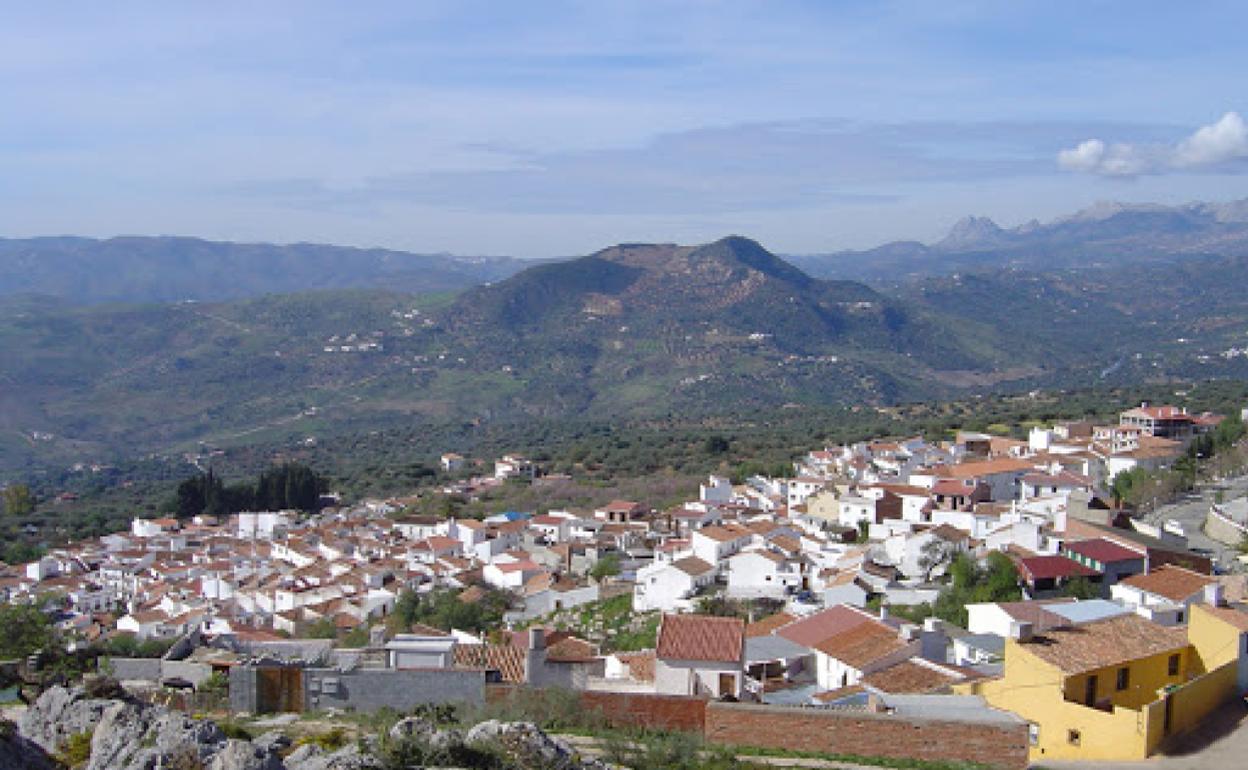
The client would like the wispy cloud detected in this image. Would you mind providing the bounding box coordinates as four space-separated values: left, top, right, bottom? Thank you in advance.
1058 112 1248 177
226 119 1106 216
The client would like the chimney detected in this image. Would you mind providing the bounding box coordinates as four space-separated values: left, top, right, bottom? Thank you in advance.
529 628 546 651
1009 621 1033 642
1204 582 1225 607
878 605 889 621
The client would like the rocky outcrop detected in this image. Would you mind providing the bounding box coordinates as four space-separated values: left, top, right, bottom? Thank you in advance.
465 719 605 770
0 718 57 770
15 686 607 770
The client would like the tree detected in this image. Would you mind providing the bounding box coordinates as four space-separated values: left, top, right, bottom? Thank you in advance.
917 539 954 582
1061 577 1099 600
590 555 621 582
306 618 338 639
703 435 731 455
2 484 35 517
0 603 54 658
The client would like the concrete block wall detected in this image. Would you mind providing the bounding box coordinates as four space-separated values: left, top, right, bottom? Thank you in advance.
704 702 1029 770
105 657 162 682
305 668 485 713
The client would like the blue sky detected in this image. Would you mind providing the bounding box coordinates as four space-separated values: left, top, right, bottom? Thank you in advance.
3 1 1248 257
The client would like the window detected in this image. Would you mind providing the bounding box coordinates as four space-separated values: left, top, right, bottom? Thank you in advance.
1116 667 1130 691
1067 729 1081 746
1168 653 1181 676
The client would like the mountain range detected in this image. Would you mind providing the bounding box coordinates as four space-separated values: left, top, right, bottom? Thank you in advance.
789 198 1248 281
5 199 1248 474
6 197 1248 305
0 236 532 303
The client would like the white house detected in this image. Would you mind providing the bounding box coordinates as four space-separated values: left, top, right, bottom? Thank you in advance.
725 549 801 599
690 524 751 566
655 614 745 699
237 512 293 539
1110 566 1221 625
633 556 716 612
700 476 735 504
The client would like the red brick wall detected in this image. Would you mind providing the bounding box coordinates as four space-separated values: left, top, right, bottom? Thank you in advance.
580 690 708 732
483 685 707 733
704 702 1029 770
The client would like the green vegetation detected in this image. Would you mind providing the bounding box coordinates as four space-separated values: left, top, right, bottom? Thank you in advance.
2 484 34 516
389 587 513 634
589 555 621 582
55 730 94 768
174 463 325 519
929 553 1023 628
99 634 175 659
0 602 53 659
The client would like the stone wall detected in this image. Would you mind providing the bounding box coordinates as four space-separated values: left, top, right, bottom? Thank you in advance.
703 702 1030 770
1206 506 1248 546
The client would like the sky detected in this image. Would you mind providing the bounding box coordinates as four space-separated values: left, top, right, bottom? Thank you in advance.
3 1 1248 257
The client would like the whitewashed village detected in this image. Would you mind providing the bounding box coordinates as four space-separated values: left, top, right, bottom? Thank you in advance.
6 402 1248 767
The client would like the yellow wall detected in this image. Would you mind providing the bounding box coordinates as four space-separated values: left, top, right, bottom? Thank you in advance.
1188 604 1246 671
1059 648 1190 710
805 490 840 522
960 638 1181 761
1164 661 1239 738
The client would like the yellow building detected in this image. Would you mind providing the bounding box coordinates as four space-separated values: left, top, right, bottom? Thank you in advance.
957 605 1248 762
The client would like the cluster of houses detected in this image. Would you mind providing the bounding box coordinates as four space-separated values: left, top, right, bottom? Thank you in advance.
3 402 1248 763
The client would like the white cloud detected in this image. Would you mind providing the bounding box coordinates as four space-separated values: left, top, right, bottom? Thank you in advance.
1174 111 1248 167
1058 111 1248 177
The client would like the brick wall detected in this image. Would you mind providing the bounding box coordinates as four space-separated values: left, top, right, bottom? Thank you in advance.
485 685 707 732
704 702 1029 770
580 690 708 732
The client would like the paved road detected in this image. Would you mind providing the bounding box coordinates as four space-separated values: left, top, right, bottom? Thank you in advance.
1140 473 1248 572
1034 699 1248 770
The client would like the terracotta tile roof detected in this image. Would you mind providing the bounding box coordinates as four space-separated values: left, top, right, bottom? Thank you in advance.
813 621 907 669
615 650 656 682
776 605 874 649
862 659 963 694
991 598 1076 631
671 556 715 577
745 612 797 638
944 457 1035 479
454 643 526 683
1118 566 1217 602
546 636 599 663
656 614 745 663
1021 614 1188 675
1198 604 1248 632
1064 538 1143 564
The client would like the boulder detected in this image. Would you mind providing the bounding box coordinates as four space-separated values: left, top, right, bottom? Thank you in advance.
283 741 380 770
18 686 114 755
464 720 599 770
207 739 286 770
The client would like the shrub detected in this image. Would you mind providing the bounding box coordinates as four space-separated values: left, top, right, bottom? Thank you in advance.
218 721 253 741
83 674 126 700
297 726 349 752
56 730 94 768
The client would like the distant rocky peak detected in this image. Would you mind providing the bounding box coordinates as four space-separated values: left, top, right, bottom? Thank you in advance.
938 215 1005 248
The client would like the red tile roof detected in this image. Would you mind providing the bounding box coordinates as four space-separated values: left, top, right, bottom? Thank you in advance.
1064 538 1143 564
745 612 797 638
656 614 745 663
775 605 873 649
1118 565 1216 602
1017 555 1097 582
